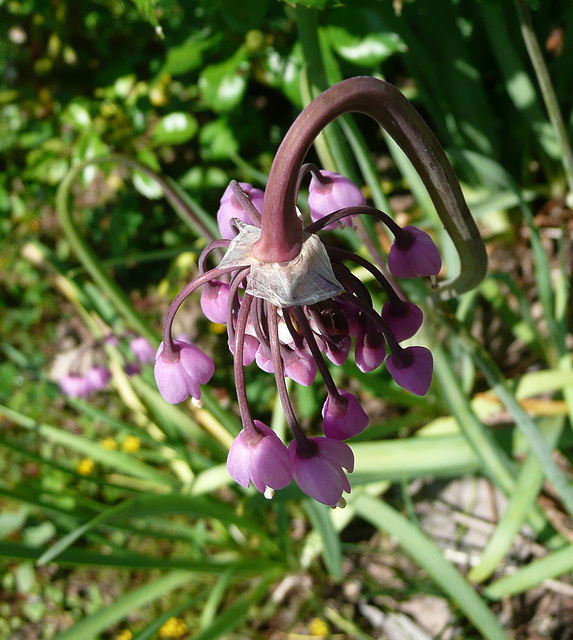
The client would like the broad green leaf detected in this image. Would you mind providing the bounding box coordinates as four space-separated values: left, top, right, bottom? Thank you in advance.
327 26 406 67
199 46 250 113
199 118 239 160
152 112 199 146
162 37 219 75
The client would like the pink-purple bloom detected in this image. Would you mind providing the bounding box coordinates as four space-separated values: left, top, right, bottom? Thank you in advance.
200 279 231 324
130 336 156 364
227 421 293 497
154 337 215 404
386 345 434 396
322 391 369 440
381 300 423 343
217 182 264 239
388 225 442 278
289 437 354 507
59 374 93 399
308 170 365 230
151 77 471 505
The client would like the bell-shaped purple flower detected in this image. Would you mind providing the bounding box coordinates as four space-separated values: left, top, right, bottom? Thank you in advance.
355 330 386 373
386 345 433 396
154 338 215 404
325 335 351 366
388 225 442 278
284 349 317 386
59 374 92 399
217 182 264 239
308 170 365 230
227 421 293 496
381 300 423 343
322 390 369 440
200 279 230 324
85 366 112 392
130 336 156 364
289 437 355 507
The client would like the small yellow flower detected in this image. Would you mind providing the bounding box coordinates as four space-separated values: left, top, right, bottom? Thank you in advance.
116 630 132 640
158 617 187 638
210 322 226 335
77 458 95 476
121 435 141 453
101 437 118 451
309 617 329 637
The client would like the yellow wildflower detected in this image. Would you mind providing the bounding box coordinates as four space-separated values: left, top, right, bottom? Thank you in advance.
121 435 141 453
309 617 329 637
100 437 118 451
210 322 226 335
77 458 95 476
158 617 187 638
116 630 132 640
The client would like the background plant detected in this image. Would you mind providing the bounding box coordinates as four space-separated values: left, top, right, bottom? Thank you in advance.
2 0 573 638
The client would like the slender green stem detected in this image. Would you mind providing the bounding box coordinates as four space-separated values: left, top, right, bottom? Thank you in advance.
514 0 573 201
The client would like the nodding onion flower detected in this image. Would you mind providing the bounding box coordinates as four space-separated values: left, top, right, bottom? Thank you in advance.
154 76 483 507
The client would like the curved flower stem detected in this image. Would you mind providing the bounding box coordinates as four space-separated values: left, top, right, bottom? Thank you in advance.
254 77 486 298
233 293 258 439
162 265 238 357
292 306 341 402
327 245 403 304
267 303 314 455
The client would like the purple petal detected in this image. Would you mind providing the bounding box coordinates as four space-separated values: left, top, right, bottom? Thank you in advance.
322 391 369 440
386 345 433 396
381 300 423 343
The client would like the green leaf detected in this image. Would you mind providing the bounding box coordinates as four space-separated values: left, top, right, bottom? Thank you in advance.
53 570 194 640
282 0 340 9
152 112 199 145
162 37 218 76
352 495 508 640
199 118 239 161
328 25 406 67
304 501 342 580
199 47 250 113
37 493 271 565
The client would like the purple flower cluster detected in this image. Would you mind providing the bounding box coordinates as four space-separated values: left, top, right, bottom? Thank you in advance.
56 335 155 399
154 78 455 507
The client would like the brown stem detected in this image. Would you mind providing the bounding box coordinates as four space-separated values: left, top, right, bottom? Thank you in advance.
252 77 486 296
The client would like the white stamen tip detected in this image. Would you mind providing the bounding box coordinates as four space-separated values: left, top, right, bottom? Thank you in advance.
335 497 347 509
264 487 275 500
191 397 203 408
430 275 438 290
